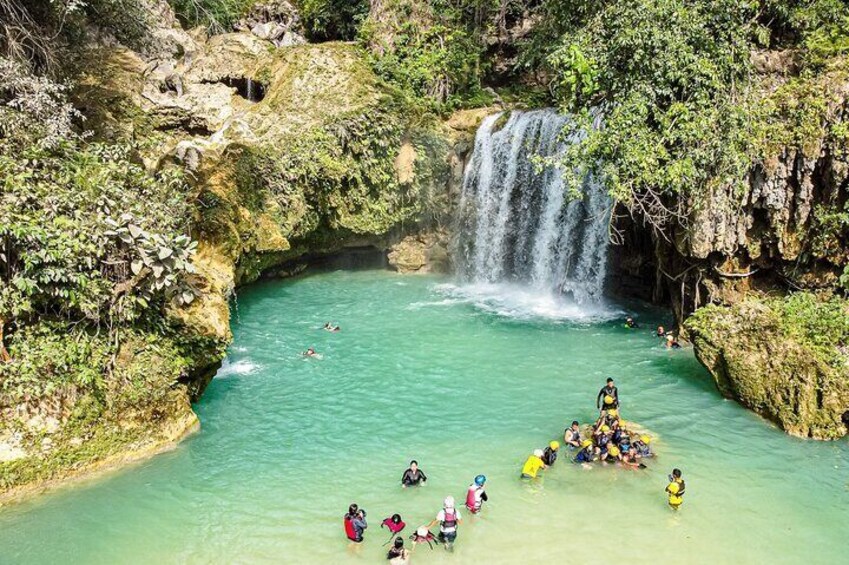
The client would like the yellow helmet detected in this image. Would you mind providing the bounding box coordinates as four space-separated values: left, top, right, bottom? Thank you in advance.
640 435 651 444
608 409 619 417
549 441 560 450
609 446 620 456
667 482 680 494
604 395 615 405
581 439 593 448
601 425 610 433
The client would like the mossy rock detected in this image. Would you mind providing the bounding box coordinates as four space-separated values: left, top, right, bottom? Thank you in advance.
686 293 849 439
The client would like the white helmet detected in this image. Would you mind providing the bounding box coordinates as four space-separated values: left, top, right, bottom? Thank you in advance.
417 526 429 537
443 496 455 508
534 449 544 458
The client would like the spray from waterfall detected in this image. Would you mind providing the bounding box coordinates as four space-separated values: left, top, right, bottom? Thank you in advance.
453 109 611 305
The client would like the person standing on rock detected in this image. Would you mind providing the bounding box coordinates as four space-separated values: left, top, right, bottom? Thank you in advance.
597 378 619 410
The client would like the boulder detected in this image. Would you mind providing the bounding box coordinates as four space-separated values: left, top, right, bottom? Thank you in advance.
687 295 849 439
388 231 450 274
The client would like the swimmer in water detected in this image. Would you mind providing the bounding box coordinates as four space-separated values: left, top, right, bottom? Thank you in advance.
381 514 406 535
564 421 582 448
656 325 666 337
625 316 638 328
542 441 560 466
410 526 436 550
387 536 410 564
520 449 547 478
343 504 368 542
633 435 653 458
303 347 319 357
597 378 619 410
465 475 488 514
666 333 682 349
324 322 341 332
574 439 595 464
401 460 427 487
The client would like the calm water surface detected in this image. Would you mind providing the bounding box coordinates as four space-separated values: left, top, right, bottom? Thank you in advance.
1 270 847 564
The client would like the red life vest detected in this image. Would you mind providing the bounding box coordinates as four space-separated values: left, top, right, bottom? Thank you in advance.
442 508 457 529
343 515 357 540
465 485 481 513
382 517 406 533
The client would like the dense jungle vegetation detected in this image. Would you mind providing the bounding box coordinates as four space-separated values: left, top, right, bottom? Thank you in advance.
0 1 847 486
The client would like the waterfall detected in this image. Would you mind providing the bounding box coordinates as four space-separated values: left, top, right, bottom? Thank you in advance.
454 108 611 304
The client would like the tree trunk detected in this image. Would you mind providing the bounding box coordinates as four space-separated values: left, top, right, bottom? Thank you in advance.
0 317 11 362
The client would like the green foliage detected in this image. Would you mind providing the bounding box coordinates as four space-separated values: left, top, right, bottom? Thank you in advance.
0 63 198 328
773 292 849 370
167 0 255 33
234 102 444 236
0 322 109 403
1 1 152 72
0 142 195 326
547 43 598 110
359 0 491 112
298 0 368 41
0 320 212 490
534 0 849 230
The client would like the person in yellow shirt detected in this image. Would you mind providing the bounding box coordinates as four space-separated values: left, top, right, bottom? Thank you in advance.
521 449 547 479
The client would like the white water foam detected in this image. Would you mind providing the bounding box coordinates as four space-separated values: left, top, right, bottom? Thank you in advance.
215 358 261 378
434 282 621 323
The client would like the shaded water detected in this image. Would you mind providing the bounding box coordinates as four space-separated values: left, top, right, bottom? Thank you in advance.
1 271 847 564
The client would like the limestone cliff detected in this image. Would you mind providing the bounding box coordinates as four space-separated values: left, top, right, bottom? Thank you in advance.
0 1 486 500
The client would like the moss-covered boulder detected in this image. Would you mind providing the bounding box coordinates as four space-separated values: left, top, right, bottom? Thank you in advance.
686 293 849 439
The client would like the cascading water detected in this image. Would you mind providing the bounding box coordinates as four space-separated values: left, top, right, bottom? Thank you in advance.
453 108 611 305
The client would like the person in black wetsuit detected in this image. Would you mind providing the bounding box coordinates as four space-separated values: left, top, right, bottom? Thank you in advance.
401 460 427 487
597 378 619 410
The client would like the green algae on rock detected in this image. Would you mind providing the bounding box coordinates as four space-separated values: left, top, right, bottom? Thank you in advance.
686 293 849 439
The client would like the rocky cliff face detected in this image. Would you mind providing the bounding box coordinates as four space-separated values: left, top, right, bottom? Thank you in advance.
608 58 849 439
1 2 487 500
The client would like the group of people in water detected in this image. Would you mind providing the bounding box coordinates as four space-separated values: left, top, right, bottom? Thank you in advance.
520 378 654 477
520 376 686 509
344 465 489 563
337 315 686 561
626 316 682 349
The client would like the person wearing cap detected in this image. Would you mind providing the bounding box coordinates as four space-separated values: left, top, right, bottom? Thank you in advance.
594 425 612 460
542 440 560 466
465 475 488 514
597 378 619 409
620 443 642 468
634 435 653 458
427 496 462 547
520 449 547 478
574 439 595 463
564 421 582 448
